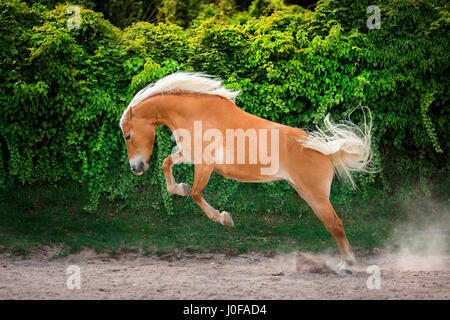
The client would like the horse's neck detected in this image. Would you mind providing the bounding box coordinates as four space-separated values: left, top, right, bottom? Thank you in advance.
151 95 184 132
150 93 231 130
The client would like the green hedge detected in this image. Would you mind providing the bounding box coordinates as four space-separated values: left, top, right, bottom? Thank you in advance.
0 0 448 213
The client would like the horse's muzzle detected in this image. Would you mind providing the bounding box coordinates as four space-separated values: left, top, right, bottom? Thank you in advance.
130 157 148 175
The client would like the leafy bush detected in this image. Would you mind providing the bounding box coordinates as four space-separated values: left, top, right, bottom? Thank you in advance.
0 0 448 214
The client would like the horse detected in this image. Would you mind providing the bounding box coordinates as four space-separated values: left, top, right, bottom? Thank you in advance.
120 72 373 273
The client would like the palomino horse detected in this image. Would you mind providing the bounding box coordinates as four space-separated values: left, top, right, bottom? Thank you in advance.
120 72 372 273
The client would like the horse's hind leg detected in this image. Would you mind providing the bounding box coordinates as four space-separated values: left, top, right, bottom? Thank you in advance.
191 164 234 227
162 151 191 196
287 155 356 273
307 195 356 273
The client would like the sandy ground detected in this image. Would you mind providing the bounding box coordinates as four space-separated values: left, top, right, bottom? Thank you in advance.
0 247 449 300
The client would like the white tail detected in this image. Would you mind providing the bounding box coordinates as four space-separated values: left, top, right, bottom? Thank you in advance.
300 107 374 188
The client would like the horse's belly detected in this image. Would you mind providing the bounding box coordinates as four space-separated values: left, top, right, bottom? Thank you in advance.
213 164 282 183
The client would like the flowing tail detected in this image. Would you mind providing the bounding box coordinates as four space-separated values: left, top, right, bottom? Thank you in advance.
300 107 374 188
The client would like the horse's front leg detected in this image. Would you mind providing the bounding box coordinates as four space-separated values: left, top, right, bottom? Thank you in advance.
162 151 191 196
191 164 234 227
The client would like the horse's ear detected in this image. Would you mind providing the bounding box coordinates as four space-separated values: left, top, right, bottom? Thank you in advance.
126 107 133 121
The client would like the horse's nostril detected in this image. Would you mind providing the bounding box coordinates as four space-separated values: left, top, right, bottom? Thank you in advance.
130 156 148 174
131 163 144 173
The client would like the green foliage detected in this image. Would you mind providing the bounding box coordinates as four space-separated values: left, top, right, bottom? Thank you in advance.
249 0 284 17
156 0 204 27
420 90 443 154
0 0 448 216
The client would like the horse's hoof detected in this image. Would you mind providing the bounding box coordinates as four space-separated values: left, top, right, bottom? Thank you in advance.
182 183 192 196
336 264 354 276
335 268 352 276
220 211 234 227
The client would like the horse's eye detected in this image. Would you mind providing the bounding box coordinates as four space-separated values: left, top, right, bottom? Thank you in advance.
125 133 131 141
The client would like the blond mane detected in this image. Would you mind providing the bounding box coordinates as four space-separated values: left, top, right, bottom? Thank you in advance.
120 72 239 129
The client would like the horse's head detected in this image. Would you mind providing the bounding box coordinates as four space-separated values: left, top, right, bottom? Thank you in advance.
120 106 155 175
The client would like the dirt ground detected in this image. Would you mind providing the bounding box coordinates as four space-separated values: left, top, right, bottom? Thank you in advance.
0 247 449 300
